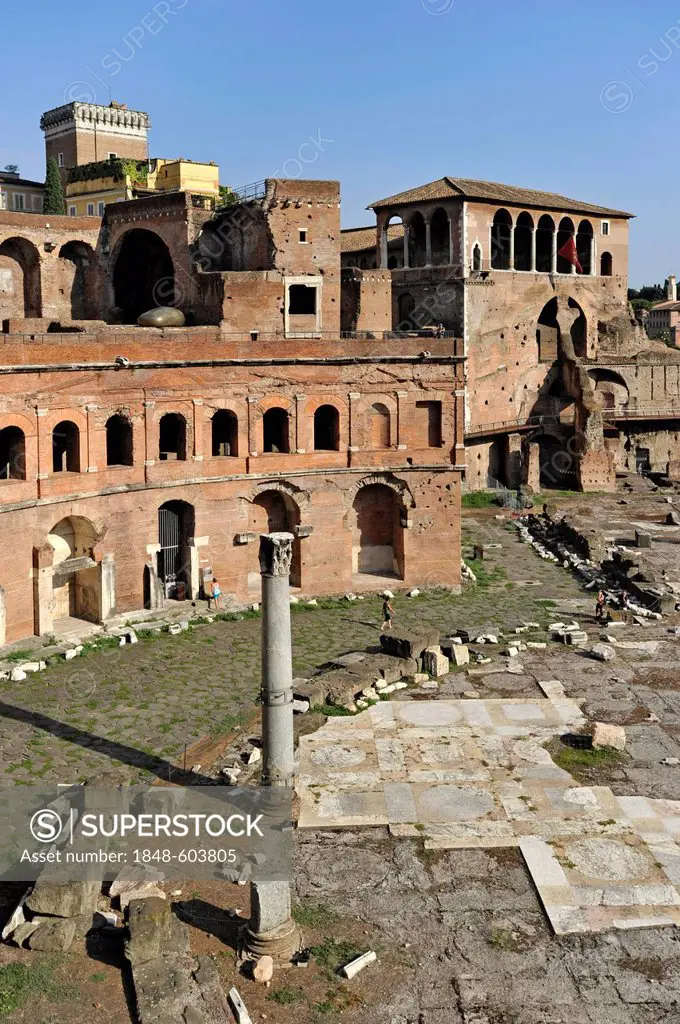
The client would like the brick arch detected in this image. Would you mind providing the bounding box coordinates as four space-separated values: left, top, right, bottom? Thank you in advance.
247 478 311 515
0 235 42 318
253 397 295 454
343 473 414 512
204 398 247 460
355 394 398 449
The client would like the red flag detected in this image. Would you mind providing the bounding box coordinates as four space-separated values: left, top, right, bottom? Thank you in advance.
557 235 583 274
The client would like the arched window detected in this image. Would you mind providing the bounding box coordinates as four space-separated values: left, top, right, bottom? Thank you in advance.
535 215 555 273
0 426 26 480
263 408 290 453
113 228 175 323
408 211 427 268
369 403 391 448
472 244 482 272
430 208 450 265
514 212 534 272
491 210 512 270
313 405 340 451
106 414 133 466
556 217 576 274
159 413 187 461
601 251 613 277
58 241 99 319
212 410 239 457
576 220 593 275
52 420 80 473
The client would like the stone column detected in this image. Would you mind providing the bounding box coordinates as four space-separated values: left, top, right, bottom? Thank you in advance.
551 230 557 274
99 554 116 620
424 218 432 267
403 226 410 269
447 215 454 266
33 544 54 637
187 540 200 599
246 532 299 963
530 229 537 272
0 585 5 647
348 391 360 456
259 532 295 789
379 226 388 269
509 225 515 270
35 407 49 498
590 235 596 276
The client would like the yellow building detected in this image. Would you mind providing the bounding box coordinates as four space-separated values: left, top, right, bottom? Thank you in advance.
64 157 220 217
0 170 44 213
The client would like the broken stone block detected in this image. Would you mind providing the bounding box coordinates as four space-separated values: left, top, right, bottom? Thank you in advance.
27 879 100 919
1 889 30 941
451 645 470 667
247 747 261 765
591 643 616 662
10 920 40 947
168 623 182 636
119 884 167 911
380 628 440 661
506 662 525 675
463 690 481 698
292 698 309 714
667 510 680 526
420 681 439 690
526 642 547 649
592 722 626 751
407 588 420 598
504 646 519 658
125 896 189 966
293 677 325 709
10 668 26 681
422 646 450 678
253 955 274 984
332 652 366 669
27 917 78 952
636 530 652 549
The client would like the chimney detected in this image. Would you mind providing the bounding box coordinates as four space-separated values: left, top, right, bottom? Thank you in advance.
668 275 677 302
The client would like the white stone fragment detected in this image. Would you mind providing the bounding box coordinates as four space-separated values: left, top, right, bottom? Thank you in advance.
247 747 262 765
340 950 377 979
10 668 26 681
592 722 626 751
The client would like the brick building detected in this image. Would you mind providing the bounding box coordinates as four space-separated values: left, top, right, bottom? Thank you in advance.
343 175 680 493
0 178 464 644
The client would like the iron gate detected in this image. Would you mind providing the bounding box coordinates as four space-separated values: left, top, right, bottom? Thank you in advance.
158 506 181 592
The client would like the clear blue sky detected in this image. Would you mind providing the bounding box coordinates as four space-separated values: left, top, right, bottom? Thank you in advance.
2 0 678 285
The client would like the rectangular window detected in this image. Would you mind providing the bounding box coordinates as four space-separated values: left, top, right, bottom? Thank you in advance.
108 152 117 159
69 205 77 217
299 229 308 243
601 220 610 236
416 400 443 447
87 202 95 216
13 194 24 211
57 152 64 167
288 284 317 315
97 201 105 215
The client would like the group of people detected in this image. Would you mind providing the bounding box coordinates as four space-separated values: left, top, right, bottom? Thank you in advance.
595 588 630 622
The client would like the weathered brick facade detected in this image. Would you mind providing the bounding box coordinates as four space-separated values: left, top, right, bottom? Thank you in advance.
0 181 464 643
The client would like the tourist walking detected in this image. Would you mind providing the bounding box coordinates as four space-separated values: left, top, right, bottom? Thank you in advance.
595 589 607 622
208 576 223 610
380 595 395 632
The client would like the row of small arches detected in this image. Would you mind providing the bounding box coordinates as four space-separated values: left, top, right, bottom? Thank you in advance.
0 404 396 479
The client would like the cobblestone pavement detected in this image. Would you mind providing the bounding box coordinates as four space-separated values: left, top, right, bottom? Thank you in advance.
0 513 583 788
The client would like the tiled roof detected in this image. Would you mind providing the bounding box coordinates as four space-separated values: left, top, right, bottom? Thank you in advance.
369 176 633 218
341 223 403 253
0 173 44 189
650 299 680 311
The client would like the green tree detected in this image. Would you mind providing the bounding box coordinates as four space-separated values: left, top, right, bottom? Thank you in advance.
43 157 66 215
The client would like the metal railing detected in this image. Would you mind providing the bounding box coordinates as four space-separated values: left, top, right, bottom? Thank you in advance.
603 404 680 420
466 414 559 439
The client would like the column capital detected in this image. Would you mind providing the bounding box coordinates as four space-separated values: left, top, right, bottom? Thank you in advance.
84 404 98 412
348 391 361 400
36 408 48 417
143 400 155 409
192 398 204 406
293 393 306 401
259 532 295 578
396 390 408 398
247 396 259 404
